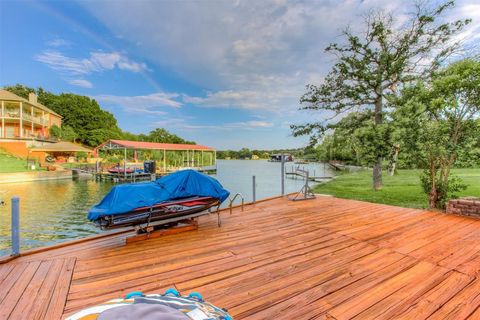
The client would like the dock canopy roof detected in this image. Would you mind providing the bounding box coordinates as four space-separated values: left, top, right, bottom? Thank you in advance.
31 141 93 153
96 139 215 151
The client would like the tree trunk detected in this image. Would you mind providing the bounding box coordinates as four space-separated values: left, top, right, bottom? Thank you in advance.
373 95 383 190
387 144 400 176
428 188 438 209
428 161 438 209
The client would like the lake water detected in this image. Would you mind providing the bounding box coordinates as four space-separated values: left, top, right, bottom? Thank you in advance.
0 160 334 255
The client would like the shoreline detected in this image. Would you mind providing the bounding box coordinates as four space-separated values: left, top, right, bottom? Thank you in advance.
0 170 73 184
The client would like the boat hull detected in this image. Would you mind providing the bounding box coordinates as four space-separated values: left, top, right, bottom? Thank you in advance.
94 196 220 229
108 167 134 174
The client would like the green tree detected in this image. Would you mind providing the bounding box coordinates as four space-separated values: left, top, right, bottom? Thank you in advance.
145 128 195 144
394 59 480 209
3 85 195 147
49 124 77 142
238 148 252 159
292 1 470 190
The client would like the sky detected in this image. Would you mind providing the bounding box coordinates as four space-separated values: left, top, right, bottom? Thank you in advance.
0 0 479 150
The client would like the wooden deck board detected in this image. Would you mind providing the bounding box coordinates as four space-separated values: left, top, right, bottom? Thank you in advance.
0 257 75 320
1 196 480 319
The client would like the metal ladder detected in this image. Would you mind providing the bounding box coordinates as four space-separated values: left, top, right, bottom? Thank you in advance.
211 193 245 228
228 193 244 215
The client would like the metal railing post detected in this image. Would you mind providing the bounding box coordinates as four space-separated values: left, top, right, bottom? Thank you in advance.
11 196 20 256
281 154 285 196
252 175 256 203
304 171 309 198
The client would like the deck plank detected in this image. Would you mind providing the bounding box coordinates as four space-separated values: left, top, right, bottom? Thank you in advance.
2 196 480 319
0 258 75 320
427 276 480 320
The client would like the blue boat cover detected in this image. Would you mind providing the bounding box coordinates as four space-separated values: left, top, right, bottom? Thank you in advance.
88 170 230 221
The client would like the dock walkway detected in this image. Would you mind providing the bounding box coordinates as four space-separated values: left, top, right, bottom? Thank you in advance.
2 196 480 319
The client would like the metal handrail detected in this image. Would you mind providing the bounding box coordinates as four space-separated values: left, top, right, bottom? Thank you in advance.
229 193 244 215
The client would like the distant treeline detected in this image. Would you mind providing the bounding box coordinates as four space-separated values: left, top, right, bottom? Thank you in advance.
217 147 318 160
4 84 195 147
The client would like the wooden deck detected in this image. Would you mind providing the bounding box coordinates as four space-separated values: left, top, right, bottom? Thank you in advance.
2 196 480 319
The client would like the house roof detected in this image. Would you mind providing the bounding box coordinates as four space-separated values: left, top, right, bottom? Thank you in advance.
97 139 215 151
0 89 62 117
31 141 93 153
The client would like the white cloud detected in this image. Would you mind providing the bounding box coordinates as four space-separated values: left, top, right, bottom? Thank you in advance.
77 0 476 145
151 118 273 131
93 92 181 115
35 50 148 76
80 0 476 93
46 38 71 48
183 89 289 110
68 79 93 88
238 121 273 128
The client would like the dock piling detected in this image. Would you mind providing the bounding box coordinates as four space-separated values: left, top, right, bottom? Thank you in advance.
252 175 256 203
281 154 285 196
11 196 20 256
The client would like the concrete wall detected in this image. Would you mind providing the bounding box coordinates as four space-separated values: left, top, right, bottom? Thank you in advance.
0 170 72 184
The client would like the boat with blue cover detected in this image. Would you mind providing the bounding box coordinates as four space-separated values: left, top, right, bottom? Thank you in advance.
88 170 230 230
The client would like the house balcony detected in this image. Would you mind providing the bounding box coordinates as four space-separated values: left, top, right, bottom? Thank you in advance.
1 117 56 141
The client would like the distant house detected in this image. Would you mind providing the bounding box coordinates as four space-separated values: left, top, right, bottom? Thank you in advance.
0 89 62 158
0 89 61 140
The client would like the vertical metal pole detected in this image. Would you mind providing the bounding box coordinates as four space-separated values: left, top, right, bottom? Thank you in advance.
19 102 23 138
305 171 309 198
124 148 127 179
252 175 256 203
11 197 20 256
163 149 166 172
1 100 4 138
281 153 285 196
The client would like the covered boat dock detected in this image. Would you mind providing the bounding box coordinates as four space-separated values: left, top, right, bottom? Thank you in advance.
2 196 480 319
94 139 216 174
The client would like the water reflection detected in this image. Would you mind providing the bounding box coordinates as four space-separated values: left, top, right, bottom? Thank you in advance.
0 179 114 255
0 160 334 255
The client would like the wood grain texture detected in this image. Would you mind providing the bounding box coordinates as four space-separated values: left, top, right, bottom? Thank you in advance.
2 196 480 319
0 257 75 320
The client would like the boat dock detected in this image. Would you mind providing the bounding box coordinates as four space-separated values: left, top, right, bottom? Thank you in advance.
285 166 334 182
328 161 346 171
2 196 480 319
72 165 218 183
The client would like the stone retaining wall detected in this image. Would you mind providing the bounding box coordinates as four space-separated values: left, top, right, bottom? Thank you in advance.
446 197 480 218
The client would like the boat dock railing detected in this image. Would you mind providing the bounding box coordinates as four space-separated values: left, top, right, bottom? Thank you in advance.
285 164 334 182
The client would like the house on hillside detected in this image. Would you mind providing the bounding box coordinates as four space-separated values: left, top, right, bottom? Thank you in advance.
0 89 62 158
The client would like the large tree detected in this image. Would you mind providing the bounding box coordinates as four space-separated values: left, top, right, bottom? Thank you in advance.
142 128 195 144
394 59 480 209
292 1 470 190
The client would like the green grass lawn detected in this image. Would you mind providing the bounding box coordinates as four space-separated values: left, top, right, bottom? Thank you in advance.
313 168 480 209
0 150 46 173
0 150 31 173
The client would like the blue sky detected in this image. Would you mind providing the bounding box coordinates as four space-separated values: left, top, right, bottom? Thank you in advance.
1 0 478 150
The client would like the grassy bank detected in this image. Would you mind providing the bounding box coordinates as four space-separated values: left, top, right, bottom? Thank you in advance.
0 150 30 173
313 168 480 209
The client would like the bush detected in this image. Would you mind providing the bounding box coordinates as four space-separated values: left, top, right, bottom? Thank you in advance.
420 172 467 209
